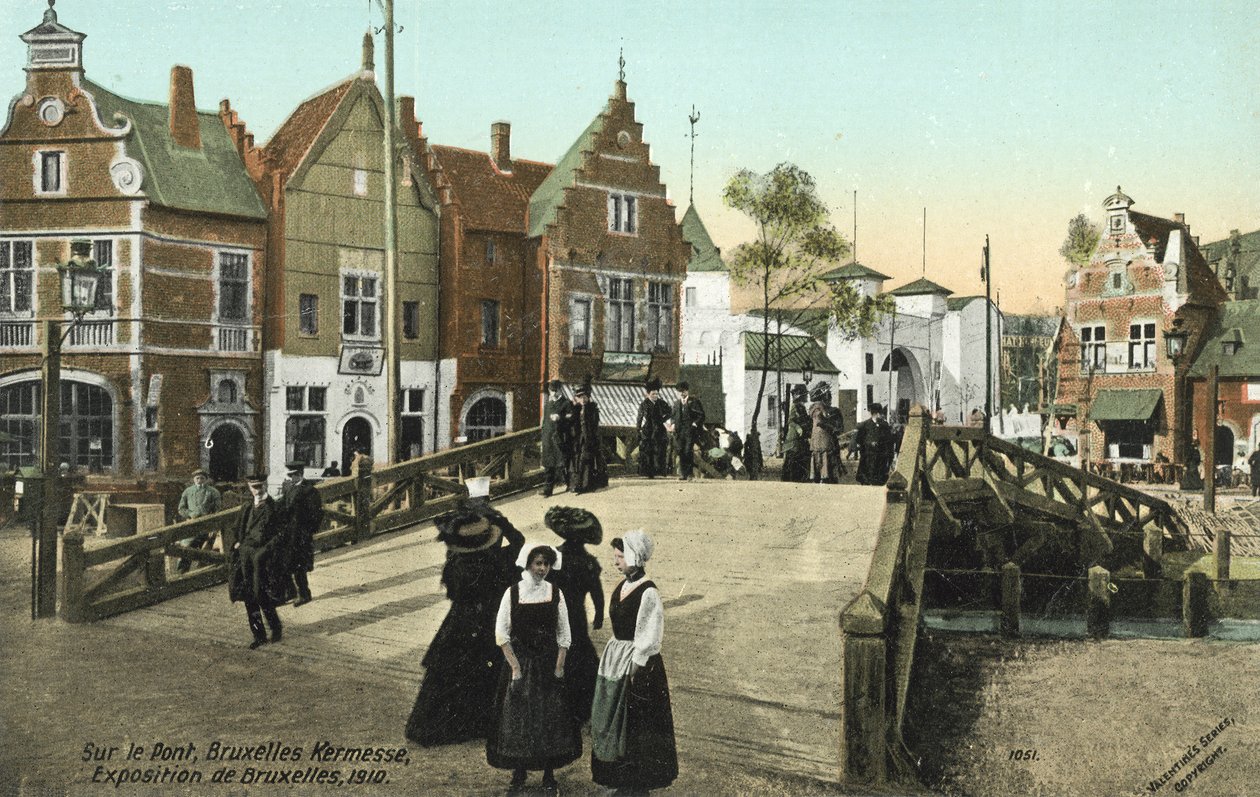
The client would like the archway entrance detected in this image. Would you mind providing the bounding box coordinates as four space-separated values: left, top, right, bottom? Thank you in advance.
464 395 507 442
341 417 373 469
208 424 245 483
880 348 923 424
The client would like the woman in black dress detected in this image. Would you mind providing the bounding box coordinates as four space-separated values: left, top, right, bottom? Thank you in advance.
636 378 670 478
404 498 524 746
486 544 581 793
544 505 605 732
590 531 677 794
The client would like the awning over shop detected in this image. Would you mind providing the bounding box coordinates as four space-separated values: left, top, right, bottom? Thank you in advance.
1088 389 1162 422
561 383 681 429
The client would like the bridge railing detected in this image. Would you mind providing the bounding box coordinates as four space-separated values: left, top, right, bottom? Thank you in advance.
59 428 546 623
839 406 935 785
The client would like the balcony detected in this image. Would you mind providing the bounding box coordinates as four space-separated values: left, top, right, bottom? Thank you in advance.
1078 340 1156 375
66 319 115 347
216 326 251 352
0 321 32 347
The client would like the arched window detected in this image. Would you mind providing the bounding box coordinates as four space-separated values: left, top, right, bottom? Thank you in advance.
217 379 237 404
465 396 507 443
0 379 114 471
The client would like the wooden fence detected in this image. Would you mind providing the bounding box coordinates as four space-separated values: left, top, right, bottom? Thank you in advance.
59 428 548 623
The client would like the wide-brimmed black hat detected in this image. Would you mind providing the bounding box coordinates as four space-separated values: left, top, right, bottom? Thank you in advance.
544 506 603 545
645 377 661 392
435 507 504 553
810 382 830 402
676 380 690 392
868 402 885 415
792 384 808 398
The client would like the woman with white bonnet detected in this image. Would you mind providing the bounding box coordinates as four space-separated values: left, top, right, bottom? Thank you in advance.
486 542 581 794
590 530 678 794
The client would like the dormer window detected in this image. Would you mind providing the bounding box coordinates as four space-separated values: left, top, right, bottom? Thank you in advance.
1221 330 1243 357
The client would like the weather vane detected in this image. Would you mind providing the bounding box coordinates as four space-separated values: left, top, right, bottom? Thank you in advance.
618 47 625 82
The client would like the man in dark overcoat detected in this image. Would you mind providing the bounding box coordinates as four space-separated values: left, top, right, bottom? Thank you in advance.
540 380 574 497
781 385 811 482
670 381 706 481
228 473 289 648
280 460 323 606
854 403 895 485
636 378 670 478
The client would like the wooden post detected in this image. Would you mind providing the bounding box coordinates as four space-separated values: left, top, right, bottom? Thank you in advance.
839 592 888 785
60 532 86 623
1215 526 1231 582
406 470 425 511
1000 562 1021 637
145 548 167 588
508 448 525 482
1205 364 1219 514
1142 525 1163 580
353 456 374 543
1086 565 1111 639
1183 570 1210 638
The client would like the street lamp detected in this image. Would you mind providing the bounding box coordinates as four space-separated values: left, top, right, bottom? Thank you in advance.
31 239 104 619
1164 324 1188 363
803 365 814 388
1163 319 1190 493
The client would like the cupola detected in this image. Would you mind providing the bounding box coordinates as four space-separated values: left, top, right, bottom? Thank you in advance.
21 1 85 73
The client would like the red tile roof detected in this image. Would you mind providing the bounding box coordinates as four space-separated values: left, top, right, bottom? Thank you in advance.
263 78 355 178
428 145 552 234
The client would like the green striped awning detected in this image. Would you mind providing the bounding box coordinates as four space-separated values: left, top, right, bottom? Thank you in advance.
1088 389 1162 422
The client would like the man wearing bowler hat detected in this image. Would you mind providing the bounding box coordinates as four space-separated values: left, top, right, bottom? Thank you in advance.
176 468 221 573
228 472 289 648
670 381 706 481
540 379 574 497
636 378 670 478
280 460 323 606
854 403 894 485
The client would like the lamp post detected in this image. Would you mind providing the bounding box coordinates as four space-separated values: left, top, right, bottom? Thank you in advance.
32 239 103 619
1164 321 1189 490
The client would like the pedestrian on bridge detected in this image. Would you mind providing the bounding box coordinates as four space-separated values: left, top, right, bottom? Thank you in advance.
636 378 670 478
175 469 221 574
670 381 706 481
405 488 525 747
1248 448 1260 497
541 380 575 498
590 530 678 794
781 385 811 483
545 505 605 732
279 460 323 607
569 380 608 494
808 383 845 484
487 543 581 794
854 403 895 486
227 472 290 650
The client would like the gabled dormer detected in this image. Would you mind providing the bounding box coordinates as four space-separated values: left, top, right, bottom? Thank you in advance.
1103 186 1134 238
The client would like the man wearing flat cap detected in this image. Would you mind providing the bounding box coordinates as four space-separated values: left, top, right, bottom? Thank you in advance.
228 473 290 648
854 403 894 485
540 379 574 497
670 381 705 481
279 460 323 606
636 378 670 478
176 468 221 574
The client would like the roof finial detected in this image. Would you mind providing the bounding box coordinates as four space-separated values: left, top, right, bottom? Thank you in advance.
362 27 375 73
45 0 57 23
618 47 625 82
688 104 700 207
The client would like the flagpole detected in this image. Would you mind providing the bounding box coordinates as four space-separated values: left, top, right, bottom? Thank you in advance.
984 235 992 435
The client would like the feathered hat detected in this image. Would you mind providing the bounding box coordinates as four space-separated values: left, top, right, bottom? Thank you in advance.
544 506 603 545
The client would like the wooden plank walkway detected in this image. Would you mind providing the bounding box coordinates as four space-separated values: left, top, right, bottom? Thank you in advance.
105 479 885 785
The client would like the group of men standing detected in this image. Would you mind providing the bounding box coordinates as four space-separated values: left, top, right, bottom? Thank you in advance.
636 378 706 481
540 379 612 497
203 462 326 649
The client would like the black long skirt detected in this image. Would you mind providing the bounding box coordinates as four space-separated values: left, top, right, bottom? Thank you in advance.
486 653 581 771
590 654 678 790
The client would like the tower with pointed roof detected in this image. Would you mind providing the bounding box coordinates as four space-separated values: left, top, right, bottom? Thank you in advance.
0 1 269 488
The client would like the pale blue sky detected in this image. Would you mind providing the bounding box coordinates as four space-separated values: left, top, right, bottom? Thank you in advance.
3 0 1257 311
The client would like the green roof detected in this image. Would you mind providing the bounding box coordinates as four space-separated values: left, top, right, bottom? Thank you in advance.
1188 300 1260 378
528 114 604 237
947 296 986 311
889 277 953 296
681 205 725 272
1088 389 1162 422
83 80 266 220
821 261 891 282
743 331 839 374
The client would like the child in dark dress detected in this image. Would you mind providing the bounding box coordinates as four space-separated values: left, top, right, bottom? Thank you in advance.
544 506 606 732
486 544 581 794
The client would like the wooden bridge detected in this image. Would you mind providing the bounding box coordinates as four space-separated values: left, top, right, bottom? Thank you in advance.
44 411 1214 791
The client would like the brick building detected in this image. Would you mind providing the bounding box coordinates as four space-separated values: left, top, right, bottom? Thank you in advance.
528 73 692 413
423 124 552 441
220 34 445 481
0 4 268 487
1052 188 1226 468
1186 299 1260 464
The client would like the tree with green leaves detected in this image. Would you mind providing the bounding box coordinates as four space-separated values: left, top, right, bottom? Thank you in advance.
1060 213 1101 268
723 162 893 439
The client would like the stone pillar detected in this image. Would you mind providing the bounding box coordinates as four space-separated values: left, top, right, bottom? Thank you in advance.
839 592 887 785
1183 571 1210 638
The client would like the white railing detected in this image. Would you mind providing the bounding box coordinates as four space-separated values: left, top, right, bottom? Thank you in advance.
0 322 32 347
1079 340 1156 374
216 326 250 352
67 320 115 347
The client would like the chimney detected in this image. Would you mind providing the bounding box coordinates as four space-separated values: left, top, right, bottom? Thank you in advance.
1173 212 1185 225
399 96 417 143
169 65 201 149
362 29 375 74
491 121 511 172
